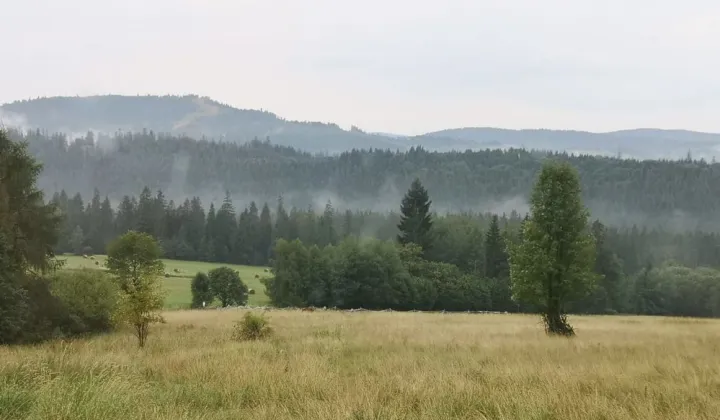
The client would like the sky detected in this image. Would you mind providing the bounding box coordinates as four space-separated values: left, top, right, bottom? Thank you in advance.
2 0 720 135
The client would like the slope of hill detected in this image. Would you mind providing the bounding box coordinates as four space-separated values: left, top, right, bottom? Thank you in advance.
0 95 411 153
3 94 720 158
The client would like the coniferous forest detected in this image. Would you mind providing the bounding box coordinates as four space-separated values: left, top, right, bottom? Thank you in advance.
48 182 720 318
4 126 720 319
8 128 720 231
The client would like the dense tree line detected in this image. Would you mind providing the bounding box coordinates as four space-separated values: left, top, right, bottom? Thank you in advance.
9 128 720 231
49 182 720 318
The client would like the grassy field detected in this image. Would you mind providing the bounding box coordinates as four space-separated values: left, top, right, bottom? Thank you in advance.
1 311 719 419
58 255 271 308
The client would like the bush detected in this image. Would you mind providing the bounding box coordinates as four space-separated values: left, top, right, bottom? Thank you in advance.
48 269 119 334
233 312 273 341
1 269 118 344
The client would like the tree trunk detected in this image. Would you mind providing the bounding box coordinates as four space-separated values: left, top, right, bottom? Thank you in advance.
544 277 574 336
136 321 148 347
543 299 574 336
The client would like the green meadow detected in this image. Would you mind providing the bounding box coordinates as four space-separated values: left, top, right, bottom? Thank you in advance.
58 254 271 308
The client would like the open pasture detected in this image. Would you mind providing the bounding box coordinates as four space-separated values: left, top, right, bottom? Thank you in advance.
58 254 271 308
1 311 719 419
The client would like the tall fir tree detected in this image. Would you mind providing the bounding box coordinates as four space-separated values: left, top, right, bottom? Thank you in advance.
213 191 237 262
343 209 353 238
318 201 337 247
136 187 155 236
115 195 137 236
397 178 434 253
185 197 206 256
484 214 509 279
258 203 273 264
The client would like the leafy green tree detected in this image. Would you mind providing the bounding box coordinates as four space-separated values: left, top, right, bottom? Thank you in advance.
106 231 165 347
508 161 597 336
208 266 248 307
397 178 434 253
190 272 213 308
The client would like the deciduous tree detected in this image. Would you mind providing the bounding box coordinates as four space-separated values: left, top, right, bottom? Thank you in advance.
508 161 597 336
106 231 165 347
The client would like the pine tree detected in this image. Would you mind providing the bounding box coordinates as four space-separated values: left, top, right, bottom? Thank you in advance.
99 196 114 250
0 130 63 344
234 208 254 264
342 209 353 238
69 225 85 255
86 188 103 252
203 203 217 261
152 190 167 240
397 178 434 253
484 214 509 279
185 197 206 257
136 187 154 236
274 196 291 241
115 195 137 235
258 203 273 264
318 201 337 247
214 191 237 262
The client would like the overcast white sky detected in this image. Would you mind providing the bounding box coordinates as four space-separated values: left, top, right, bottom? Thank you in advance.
2 0 720 135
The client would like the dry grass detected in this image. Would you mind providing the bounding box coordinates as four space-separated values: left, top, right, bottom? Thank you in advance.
1 312 720 420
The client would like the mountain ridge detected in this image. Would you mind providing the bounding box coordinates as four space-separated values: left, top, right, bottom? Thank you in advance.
3 94 720 159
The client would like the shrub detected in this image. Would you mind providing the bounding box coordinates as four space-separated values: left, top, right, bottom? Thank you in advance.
48 269 119 334
233 312 273 341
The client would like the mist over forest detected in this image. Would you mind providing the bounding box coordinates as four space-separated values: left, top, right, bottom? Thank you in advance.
2 95 720 232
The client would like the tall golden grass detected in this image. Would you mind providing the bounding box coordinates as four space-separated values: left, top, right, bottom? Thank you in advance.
1 311 719 419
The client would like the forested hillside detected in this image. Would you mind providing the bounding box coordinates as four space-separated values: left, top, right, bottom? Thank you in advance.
3 95 720 158
0 95 407 153
9 128 720 231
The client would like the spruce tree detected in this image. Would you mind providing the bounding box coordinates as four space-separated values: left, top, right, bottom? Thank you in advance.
342 209 353 238
258 203 273 263
318 201 337 247
214 191 237 262
0 130 62 343
136 187 154 236
115 195 137 236
484 214 509 279
186 197 206 255
397 178 434 253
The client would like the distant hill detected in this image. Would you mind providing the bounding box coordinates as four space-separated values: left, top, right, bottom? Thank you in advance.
2 94 720 159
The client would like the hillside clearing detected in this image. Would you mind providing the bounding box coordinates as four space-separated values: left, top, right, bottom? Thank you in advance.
58 255 271 308
1 312 719 419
